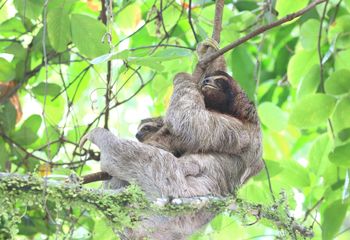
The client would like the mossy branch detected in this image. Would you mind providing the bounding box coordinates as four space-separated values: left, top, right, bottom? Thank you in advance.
0 173 313 238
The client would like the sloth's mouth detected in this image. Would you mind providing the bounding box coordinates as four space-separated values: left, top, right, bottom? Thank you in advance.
201 84 219 90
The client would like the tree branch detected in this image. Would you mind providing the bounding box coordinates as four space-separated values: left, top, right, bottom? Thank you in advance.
199 0 326 67
0 172 314 238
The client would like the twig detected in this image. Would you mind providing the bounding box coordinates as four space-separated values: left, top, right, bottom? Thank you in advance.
317 0 329 92
212 0 225 43
188 0 199 43
263 159 276 203
303 196 324 222
199 0 327 67
159 0 169 37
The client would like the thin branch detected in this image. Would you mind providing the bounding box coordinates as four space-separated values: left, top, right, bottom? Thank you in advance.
199 0 327 67
263 159 276 203
303 196 324 222
159 0 169 37
317 0 329 92
188 0 199 43
212 0 225 43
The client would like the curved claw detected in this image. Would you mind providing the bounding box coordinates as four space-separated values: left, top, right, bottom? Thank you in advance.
202 38 219 50
79 133 90 150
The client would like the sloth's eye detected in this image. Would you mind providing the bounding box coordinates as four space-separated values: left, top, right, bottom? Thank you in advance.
142 126 151 131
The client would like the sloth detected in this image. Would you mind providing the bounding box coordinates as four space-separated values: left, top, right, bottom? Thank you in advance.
80 40 263 239
136 117 183 157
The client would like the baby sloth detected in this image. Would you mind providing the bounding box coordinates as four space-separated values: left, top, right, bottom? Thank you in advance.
136 117 183 157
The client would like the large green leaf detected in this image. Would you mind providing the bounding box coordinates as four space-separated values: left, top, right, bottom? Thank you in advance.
0 139 9 171
0 58 15 82
14 0 44 20
254 160 284 181
332 96 350 134
275 0 308 18
280 161 310 188
328 15 350 49
300 19 320 50
231 46 255 100
258 102 288 131
47 9 71 52
0 101 17 132
335 49 350 71
71 14 109 58
0 17 26 37
329 143 350 167
287 50 318 87
289 94 337 128
147 48 192 61
322 200 348 240
325 69 350 95
11 115 42 146
115 3 142 34
309 134 333 176
32 83 61 97
296 64 320 98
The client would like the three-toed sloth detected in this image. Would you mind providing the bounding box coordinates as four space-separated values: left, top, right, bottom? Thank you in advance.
81 40 263 239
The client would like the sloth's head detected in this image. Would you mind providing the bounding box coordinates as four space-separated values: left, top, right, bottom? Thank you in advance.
200 70 235 114
136 117 164 142
200 70 258 123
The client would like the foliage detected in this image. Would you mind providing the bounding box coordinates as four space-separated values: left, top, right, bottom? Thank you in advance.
0 0 350 239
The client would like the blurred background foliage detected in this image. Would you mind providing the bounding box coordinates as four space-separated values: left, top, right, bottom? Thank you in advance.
0 0 350 239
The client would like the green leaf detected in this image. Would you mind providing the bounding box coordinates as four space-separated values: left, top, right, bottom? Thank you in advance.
0 58 15 82
287 50 318 87
343 170 350 204
0 17 26 37
0 139 9 171
39 126 61 158
325 69 350 95
289 94 337 128
254 160 283 181
11 115 42 146
300 19 320 50
47 9 71 52
281 161 310 188
48 0 77 11
149 48 192 61
14 0 44 20
115 3 141 34
296 64 320 98
90 50 130 64
275 0 308 18
36 95 65 125
128 58 165 71
322 200 348 240
332 96 350 134
32 82 61 96
328 15 350 49
329 143 350 167
231 46 255 100
309 134 333 176
0 101 17 133
335 49 350 71
258 102 288 131
71 14 109 58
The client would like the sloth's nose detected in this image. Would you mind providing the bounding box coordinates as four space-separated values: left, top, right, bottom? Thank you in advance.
135 132 143 141
202 78 210 85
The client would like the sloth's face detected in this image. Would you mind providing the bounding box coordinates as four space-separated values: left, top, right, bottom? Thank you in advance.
136 118 163 142
200 71 234 114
